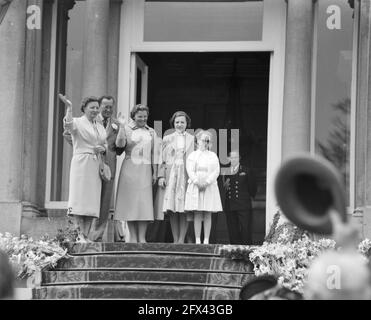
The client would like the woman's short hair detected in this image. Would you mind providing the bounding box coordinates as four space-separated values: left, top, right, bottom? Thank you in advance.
80 96 99 113
196 130 213 150
130 104 149 120
169 111 191 129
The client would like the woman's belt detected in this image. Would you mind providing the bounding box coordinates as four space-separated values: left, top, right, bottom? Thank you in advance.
74 151 95 155
74 151 97 159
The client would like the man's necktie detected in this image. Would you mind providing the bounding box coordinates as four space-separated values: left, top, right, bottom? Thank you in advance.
103 118 108 128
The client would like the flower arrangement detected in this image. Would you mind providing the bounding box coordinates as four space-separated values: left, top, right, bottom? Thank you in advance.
54 219 79 251
248 234 336 293
358 238 371 258
220 221 338 294
0 232 69 280
221 221 371 295
219 245 255 261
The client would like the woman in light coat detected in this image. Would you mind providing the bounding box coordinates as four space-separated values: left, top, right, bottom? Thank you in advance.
115 104 158 243
59 94 107 242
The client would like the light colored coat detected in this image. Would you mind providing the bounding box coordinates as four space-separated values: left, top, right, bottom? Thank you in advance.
157 131 195 183
64 115 107 217
155 131 195 217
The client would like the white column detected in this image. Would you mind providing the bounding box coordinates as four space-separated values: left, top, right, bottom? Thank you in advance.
81 0 110 97
0 0 28 234
282 0 315 159
108 0 123 104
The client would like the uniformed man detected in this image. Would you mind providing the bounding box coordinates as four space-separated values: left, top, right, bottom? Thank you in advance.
221 150 257 245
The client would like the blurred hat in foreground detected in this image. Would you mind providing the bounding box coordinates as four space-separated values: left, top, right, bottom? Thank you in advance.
275 154 347 235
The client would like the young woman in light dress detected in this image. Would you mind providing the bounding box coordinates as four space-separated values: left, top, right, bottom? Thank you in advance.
157 111 194 243
184 130 223 244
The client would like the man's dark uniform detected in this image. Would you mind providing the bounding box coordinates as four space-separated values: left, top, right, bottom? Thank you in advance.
221 164 257 245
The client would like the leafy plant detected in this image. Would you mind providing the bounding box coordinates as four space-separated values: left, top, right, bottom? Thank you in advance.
0 232 69 279
55 219 78 251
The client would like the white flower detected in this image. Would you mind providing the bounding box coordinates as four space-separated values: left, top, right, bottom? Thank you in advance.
358 238 371 256
111 123 118 131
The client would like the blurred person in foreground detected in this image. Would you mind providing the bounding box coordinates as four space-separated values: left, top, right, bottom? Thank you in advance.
304 210 371 300
0 250 14 300
240 275 303 300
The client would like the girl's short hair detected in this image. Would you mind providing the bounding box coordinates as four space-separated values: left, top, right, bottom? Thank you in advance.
196 130 213 150
80 96 99 113
130 104 149 120
169 111 191 129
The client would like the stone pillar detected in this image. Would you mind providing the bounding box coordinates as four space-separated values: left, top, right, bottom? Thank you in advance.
108 0 122 107
22 0 44 216
0 0 28 234
355 0 371 238
36 0 54 207
103 0 123 242
282 0 315 159
81 0 110 97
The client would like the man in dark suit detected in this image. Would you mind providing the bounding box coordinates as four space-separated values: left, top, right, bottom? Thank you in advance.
63 95 125 242
221 150 257 245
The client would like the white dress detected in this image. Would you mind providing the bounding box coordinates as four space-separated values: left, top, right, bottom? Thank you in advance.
184 150 223 212
64 115 107 218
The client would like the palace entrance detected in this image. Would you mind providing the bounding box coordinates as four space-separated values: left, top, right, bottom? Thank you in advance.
137 52 269 244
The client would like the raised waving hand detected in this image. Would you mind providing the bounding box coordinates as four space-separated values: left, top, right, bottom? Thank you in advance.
117 112 127 127
58 93 72 109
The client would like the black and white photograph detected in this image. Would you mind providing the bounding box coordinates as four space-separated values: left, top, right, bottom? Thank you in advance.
1 0 371 304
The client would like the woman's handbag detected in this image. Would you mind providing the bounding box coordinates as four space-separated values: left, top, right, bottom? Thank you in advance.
98 153 112 182
92 121 112 182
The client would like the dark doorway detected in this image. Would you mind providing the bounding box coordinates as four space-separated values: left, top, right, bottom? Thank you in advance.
139 52 269 244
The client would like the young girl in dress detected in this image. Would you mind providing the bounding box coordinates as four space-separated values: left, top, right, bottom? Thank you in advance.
184 130 223 244
157 111 194 243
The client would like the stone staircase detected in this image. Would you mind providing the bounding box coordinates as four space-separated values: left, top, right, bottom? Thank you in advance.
32 243 255 299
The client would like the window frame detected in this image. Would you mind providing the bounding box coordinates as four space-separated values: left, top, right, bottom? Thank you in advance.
310 0 360 214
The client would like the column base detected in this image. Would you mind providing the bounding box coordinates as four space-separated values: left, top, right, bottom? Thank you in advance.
361 206 371 239
0 201 44 236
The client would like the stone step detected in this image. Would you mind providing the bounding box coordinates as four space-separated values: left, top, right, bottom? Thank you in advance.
32 243 255 299
42 270 255 287
69 243 227 254
33 284 241 300
56 254 252 272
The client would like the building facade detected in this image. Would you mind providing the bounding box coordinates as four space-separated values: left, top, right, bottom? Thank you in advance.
1 0 370 242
